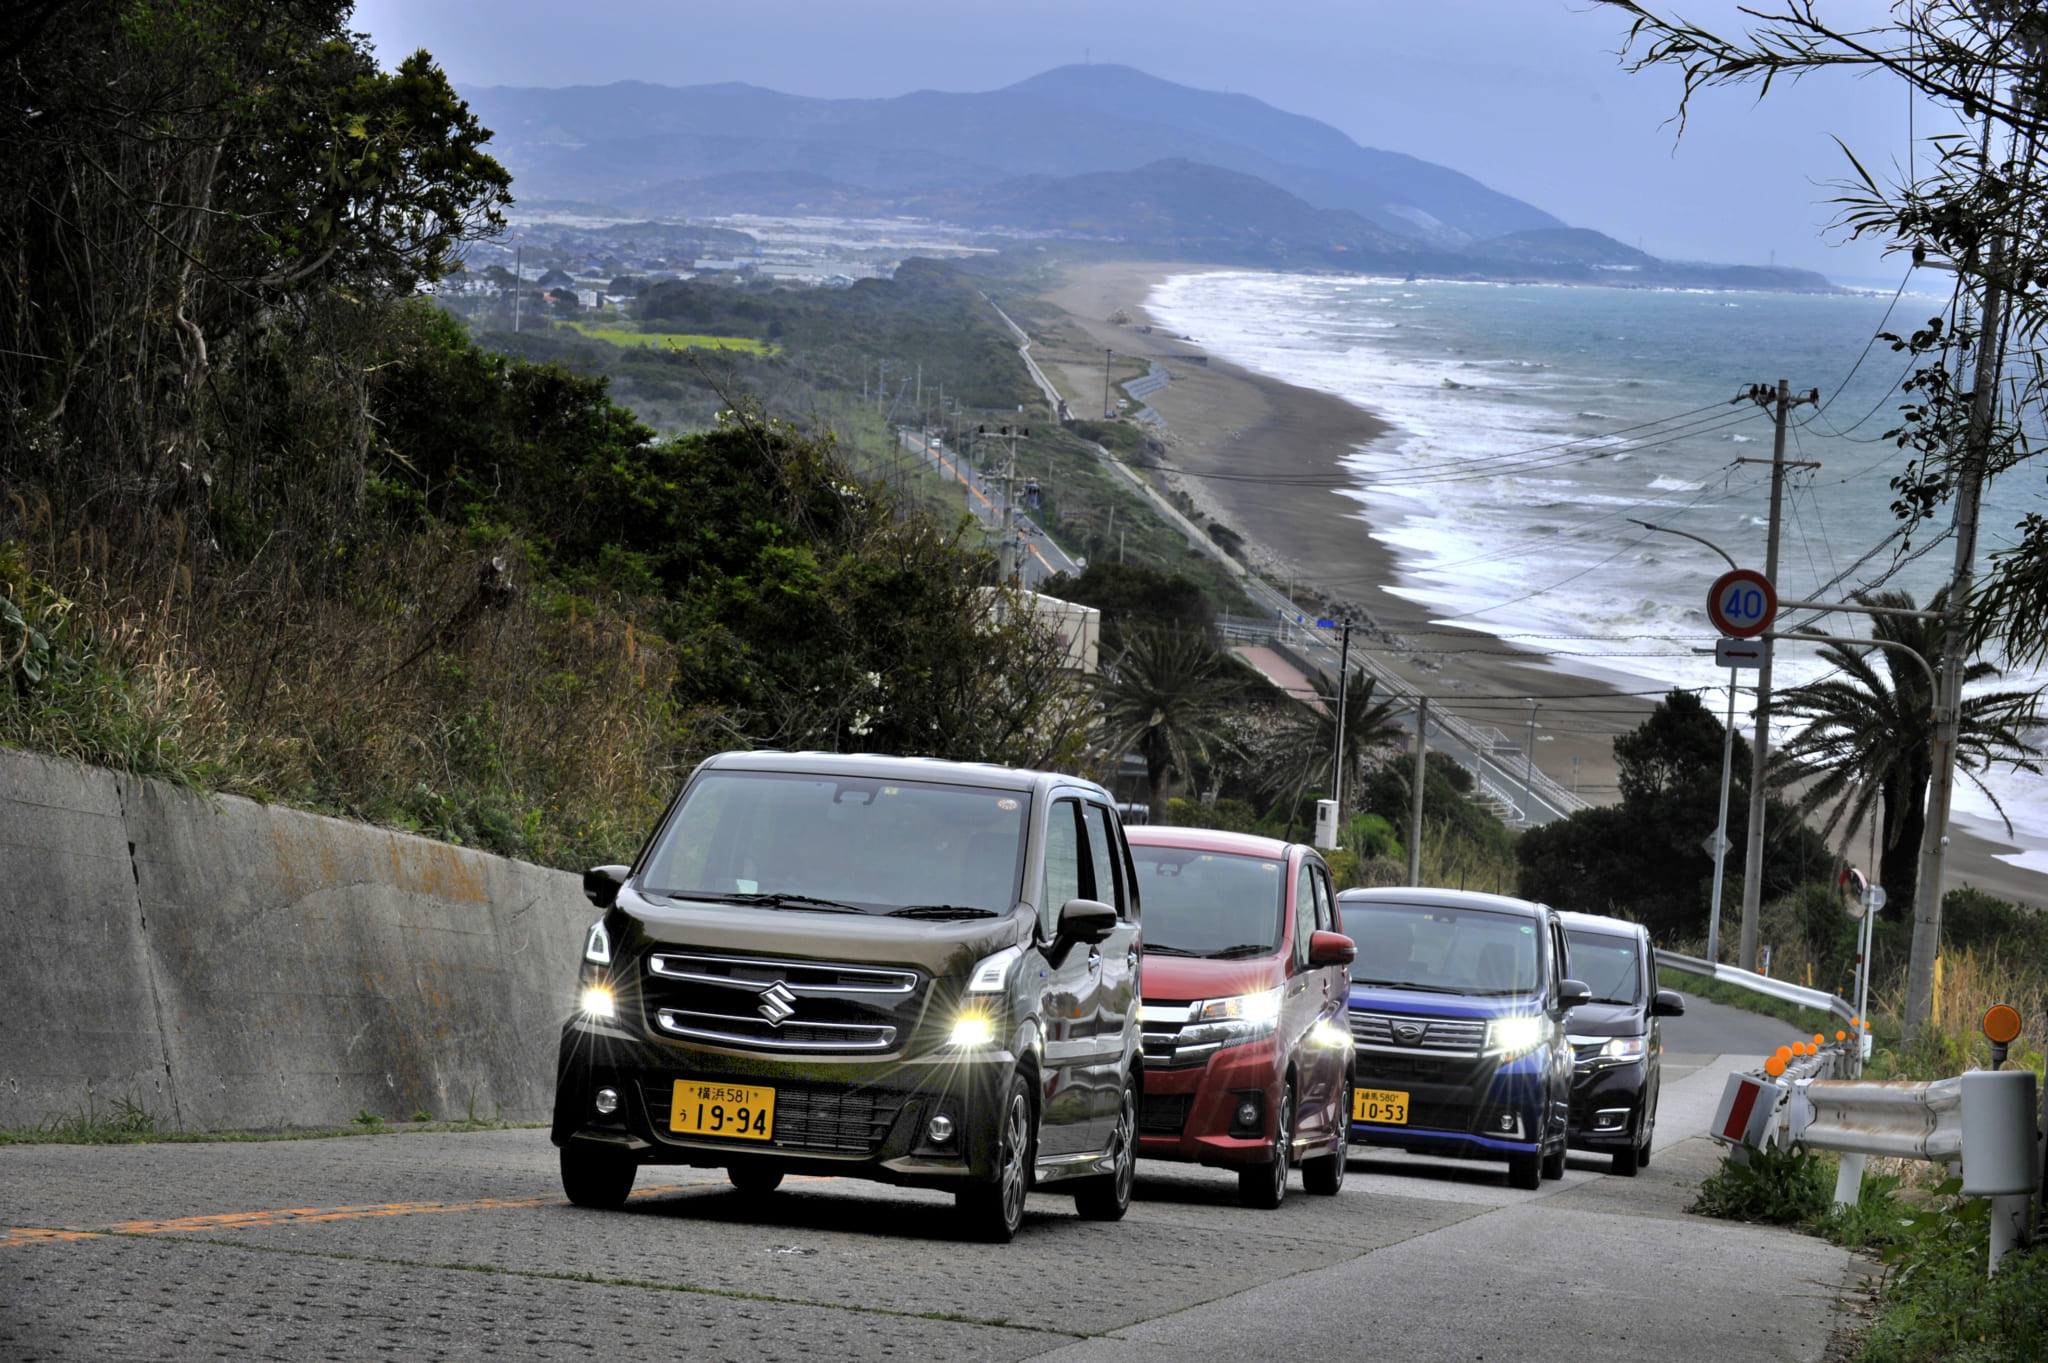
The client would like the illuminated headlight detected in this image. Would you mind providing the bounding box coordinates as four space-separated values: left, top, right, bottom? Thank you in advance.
1485 1014 1546 1057
949 1015 995 1047
1567 1034 1649 1064
1308 1018 1352 1049
583 919 611 965
579 986 617 1021
1178 987 1285 1049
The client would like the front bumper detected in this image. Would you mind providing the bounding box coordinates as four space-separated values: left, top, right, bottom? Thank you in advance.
1347 1048 1546 1163
1567 1058 1646 1151
1135 1035 1283 1167
552 1017 1014 1186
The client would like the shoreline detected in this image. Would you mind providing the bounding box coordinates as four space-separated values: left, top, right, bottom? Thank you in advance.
1028 260 2044 909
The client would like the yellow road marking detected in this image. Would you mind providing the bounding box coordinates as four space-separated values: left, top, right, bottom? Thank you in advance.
2 1175 837 1250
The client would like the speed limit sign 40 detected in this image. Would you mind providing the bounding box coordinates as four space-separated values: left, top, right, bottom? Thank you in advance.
1708 569 1776 638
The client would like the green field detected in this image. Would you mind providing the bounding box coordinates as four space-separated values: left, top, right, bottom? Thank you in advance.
565 322 777 354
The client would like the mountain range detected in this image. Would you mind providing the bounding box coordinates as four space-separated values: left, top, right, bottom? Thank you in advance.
459 64 1834 289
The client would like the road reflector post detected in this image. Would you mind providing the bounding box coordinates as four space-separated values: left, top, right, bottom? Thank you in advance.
1982 1004 2022 1071
1961 1068 2039 1275
1711 1072 1785 1159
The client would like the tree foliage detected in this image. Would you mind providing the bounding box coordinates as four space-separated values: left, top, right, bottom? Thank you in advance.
1599 0 2048 666
1095 627 1246 821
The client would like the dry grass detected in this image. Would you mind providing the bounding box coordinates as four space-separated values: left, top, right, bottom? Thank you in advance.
2 499 697 869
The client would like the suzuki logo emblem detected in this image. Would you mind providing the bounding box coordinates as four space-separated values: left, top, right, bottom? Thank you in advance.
757 982 797 1025
1392 1020 1427 1046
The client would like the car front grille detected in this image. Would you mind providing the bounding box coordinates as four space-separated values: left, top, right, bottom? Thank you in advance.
642 1081 896 1155
1139 1093 1193 1135
642 950 925 1056
1350 1011 1487 1055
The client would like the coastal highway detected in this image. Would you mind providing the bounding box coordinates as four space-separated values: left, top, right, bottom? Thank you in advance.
1 1000 1848 1362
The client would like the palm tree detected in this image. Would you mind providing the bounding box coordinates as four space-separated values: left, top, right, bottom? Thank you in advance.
1096 627 1246 822
1260 669 1406 821
1771 588 2042 919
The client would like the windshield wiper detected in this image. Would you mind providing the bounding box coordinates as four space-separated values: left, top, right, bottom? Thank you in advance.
1143 943 1201 956
888 905 998 920
681 892 867 914
1206 943 1277 960
1351 980 1465 994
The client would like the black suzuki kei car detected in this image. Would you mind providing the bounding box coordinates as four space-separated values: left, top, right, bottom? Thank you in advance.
552 752 1145 1242
1558 910 1685 1175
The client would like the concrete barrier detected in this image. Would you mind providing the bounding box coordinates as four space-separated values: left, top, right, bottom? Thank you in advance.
0 747 588 1131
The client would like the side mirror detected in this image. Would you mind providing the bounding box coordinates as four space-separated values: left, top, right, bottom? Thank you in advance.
1057 898 1118 946
583 864 630 909
1652 988 1687 1018
1307 931 1356 968
1555 979 1593 1011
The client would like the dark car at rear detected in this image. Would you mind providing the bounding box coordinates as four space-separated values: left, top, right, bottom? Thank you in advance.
1558 910 1684 1175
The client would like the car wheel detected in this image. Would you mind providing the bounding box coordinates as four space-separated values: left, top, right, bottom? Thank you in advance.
1074 1074 1137 1221
1540 1139 1566 1181
728 1160 785 1194
1611 1140 1640 1176
560 1142 637 1210
1237 1082 1293 1209
1506 1151 1541 1190
1301 1074 1350 1196
1637 1097 1655 1169
957 1074 1033 1242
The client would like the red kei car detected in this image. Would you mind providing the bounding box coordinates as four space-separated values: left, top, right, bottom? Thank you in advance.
1127 827 1357 1207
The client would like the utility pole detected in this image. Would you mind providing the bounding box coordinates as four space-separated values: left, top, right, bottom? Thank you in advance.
1330 621 1353 823
981 424 1028 587
1707 678 1738 962
1521 700 1540 815
1736 379 1818 973
1407 697 1429 887
1905 243 2005 1040
1103 349 1114 419
511 245 523 333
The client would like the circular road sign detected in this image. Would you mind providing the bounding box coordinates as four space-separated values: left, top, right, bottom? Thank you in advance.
1982 1004 2023 1046
1708 568 1777 638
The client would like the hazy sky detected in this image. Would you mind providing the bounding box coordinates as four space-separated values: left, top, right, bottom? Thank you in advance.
352 0 1931 283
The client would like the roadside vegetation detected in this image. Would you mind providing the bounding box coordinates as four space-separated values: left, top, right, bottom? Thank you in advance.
0 1094 534 1146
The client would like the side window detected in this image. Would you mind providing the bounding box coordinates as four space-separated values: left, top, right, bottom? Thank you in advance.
1311 864 1335 932
1292 861 1317 967
1552 922 1570 986
1082 803 1126 917
1042 799 1084 938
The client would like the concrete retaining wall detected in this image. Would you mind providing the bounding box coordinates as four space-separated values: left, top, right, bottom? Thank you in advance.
0 747 588 1131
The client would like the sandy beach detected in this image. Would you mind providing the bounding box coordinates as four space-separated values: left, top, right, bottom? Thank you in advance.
1027 260 2043 909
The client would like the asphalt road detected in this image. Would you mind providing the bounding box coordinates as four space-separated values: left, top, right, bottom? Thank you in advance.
1 996 1849 1362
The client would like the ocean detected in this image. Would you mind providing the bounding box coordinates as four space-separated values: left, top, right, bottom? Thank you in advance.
1145 270 2048 880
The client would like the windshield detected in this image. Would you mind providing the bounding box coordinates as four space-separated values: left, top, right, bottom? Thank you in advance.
640 770 1029 914
1347 902 1540 996
1130 846 1285 958
1565 931 1642 1005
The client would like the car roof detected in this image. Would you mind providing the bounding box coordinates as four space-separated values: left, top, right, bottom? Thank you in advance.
1335 886 1551 918
698 750 1106 799
1557 910 1646 939
1125 825 1301 859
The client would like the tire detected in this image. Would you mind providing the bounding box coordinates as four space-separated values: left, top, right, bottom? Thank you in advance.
957 1074 1034 1243
1301 1074 1350 1196
728 1161 784 1194
1611 1141 1640 1177
1507 1151 1541 1190
1637 1097 1655 1169
1237 1082 1294 1210
560 1142 637 1210
1074 1075 1137 1221
1541 1140 1566 1181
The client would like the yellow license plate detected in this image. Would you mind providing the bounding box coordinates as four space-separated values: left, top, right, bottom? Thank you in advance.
670 1081 775 1141
1354 1087 1409 1125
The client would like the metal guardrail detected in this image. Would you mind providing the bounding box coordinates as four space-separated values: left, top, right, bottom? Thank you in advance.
1797 1077 1962 1162
1657 949 1858 1024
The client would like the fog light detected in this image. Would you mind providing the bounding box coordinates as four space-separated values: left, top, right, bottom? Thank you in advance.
949 1015 994 1047
927 1114 955 1144
580 986 616 1021
1235 1099 1259 1128
1593 1108 1629 1131
1492 1112 1524 1139
594 1087 620 1116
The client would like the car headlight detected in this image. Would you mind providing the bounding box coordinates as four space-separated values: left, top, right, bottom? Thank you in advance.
1567 1034 1649 1064
965 945 1022 993
949 1014 995 1047
579 986 616 1021
1485 1014 1547 1057
1176 986 1284 1049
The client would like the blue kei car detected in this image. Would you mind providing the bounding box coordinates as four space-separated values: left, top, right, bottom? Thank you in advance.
1337 888 1590 1190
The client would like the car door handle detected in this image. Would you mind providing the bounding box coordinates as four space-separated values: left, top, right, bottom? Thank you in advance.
1126 949 1138 969
1087 948 1102 971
